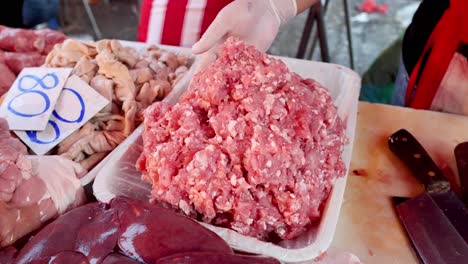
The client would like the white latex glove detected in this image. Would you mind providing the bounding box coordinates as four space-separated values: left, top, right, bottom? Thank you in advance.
192 0 297 69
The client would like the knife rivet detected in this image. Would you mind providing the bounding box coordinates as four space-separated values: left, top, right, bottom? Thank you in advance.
428 171 436 177
414 154 421 158
402 137 408 142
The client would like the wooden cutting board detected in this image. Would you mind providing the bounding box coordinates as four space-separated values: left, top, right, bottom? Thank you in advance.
330 102 468 263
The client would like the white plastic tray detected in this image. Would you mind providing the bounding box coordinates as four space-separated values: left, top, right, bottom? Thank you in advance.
93 51 361 263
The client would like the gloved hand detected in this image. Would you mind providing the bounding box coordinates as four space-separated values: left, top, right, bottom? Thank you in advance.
192 0 297 69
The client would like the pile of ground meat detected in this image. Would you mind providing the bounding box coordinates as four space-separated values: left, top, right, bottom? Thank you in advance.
136 37 346 241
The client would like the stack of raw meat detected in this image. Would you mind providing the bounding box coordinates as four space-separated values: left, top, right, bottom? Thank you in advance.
0 26 67 96
137 38 347 241
0 118 86 248
45 39 191 170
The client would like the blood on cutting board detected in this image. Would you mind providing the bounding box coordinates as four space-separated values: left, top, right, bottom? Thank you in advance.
352 169 368 177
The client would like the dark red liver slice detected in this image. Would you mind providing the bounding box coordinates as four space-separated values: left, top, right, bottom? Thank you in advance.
16 202 119 264
74 205 120 264
156 252 281 264
0 246 17 263
111 197 232 263
15 203 98 264
49 251 89 264
101 253 141 264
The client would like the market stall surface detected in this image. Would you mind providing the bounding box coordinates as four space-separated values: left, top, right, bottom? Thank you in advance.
336 102 468 263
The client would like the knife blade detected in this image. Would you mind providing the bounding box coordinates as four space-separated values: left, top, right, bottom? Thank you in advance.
388 129 468 243
455 142 468 205
394 193 468 263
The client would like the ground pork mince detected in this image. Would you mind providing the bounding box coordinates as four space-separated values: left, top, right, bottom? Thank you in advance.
136 37 346 241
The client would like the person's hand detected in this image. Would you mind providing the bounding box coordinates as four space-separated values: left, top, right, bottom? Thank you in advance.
192 0 297 67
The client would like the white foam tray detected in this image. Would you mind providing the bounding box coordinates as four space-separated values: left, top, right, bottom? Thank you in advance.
92 44 361 263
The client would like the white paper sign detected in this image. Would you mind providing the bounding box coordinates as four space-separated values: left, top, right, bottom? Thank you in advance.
15 75 109 155
0 67 73 131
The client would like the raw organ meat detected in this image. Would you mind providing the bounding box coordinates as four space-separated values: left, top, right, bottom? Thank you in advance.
112 196 232 263
34 29 67 54
49 251 90 264
156 252 281 264
137 38 347 240
73 205 119 263
15 203 99 264
0 26 66 55
0 246 17 263
12 197 243 264
101 253 141 264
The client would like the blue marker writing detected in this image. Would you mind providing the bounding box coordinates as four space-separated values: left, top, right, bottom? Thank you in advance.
18 73 59 91
52 88 85 123
26 120 61 144
7 90 50 117
8 72 59 117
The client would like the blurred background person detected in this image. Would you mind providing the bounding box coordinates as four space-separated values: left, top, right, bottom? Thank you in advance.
137 0 233 47
0 0 60 29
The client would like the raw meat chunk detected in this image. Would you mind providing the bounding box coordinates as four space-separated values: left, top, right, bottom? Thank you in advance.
112 197 232 263
0 246 17 263
157 252 281 264
10 197 243 264
3 52 45 74
101 253 141 264
0 62 15 96
44 39 190 169
34 29 67 54
49 251 89 264
74 206 120 264
15 203 98 264
137 38 347 240
0 117 87 248
0 26 45 53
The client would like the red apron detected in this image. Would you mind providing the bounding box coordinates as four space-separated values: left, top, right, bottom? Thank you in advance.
138 0 233 46
405 0 468 110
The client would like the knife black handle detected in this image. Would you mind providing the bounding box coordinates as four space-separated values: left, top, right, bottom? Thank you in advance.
455 142 468 205
388 129 451 193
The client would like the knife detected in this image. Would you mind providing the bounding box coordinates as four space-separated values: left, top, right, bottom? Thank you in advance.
394 193 468 263
455 142 468 205
388 129 468 243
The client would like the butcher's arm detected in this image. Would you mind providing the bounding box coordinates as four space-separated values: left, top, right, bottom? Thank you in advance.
296 0 320 13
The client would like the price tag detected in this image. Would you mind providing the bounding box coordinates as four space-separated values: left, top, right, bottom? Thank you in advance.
15 75 110 155
0 67 72 131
